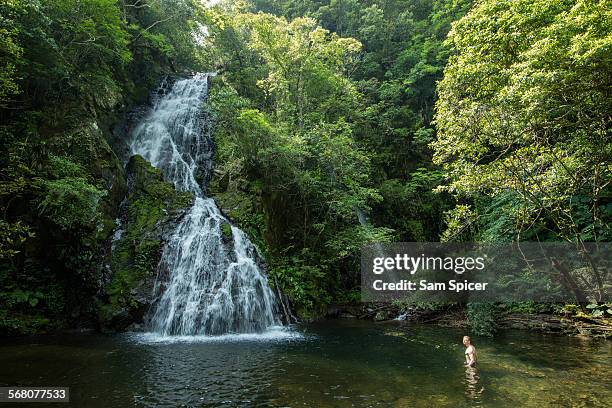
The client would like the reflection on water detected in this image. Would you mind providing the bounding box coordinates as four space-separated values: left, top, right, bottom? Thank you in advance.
464 367 483 405
0 320 610 407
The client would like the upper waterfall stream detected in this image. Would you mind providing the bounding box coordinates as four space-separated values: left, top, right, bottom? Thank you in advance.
129 74 280 336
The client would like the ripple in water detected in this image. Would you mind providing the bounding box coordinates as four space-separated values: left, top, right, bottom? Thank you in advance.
128 326 306 344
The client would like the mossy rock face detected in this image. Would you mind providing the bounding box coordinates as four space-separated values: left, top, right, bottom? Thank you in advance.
0 118 130 336
211 186 266 250
99 155 193 331
220 222 232 238
50 120 128 227
220 220 233 243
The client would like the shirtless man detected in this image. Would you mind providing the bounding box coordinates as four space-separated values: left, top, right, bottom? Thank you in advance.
463 336 477 367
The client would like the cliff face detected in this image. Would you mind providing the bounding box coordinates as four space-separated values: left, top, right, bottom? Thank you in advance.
0 116 129 335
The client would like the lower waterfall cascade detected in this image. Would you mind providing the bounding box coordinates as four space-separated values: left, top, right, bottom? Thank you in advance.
129 73 281 336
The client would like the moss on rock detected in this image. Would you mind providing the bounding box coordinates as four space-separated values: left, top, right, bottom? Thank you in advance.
100 155 192 330
220 222 233 239
211 185 266 251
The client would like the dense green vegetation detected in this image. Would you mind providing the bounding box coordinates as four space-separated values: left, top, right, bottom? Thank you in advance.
206 0 472 316
206 0 611 331
432 0 611 333
435 0 611 245
1 0 610 334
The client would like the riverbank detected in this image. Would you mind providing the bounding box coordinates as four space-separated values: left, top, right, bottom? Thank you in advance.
325 303 612 339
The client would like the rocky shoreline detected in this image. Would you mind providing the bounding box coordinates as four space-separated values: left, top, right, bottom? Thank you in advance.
325 303 612 338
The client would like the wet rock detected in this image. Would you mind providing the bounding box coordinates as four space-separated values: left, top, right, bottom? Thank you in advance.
374 310 392 321
126 322 145 332
99 155 193 331
220 220 234 248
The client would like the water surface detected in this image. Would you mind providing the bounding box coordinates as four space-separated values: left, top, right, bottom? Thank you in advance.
1 320 610 407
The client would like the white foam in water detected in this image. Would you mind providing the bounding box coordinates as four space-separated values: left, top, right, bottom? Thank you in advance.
129 73 282 337
130 327 303 344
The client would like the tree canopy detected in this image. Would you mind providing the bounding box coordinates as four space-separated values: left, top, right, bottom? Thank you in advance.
433 0 611 244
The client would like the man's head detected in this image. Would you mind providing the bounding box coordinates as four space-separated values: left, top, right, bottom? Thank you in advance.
463 336 471 347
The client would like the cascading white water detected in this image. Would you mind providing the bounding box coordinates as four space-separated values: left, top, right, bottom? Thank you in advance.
129 73 280 336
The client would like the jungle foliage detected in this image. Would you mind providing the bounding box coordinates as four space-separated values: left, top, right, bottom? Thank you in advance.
1 0 609 333
205 0 471 316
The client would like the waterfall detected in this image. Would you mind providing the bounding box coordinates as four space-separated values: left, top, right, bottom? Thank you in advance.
129 73 280 336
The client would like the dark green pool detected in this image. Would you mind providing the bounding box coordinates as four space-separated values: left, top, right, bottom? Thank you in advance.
1 320 610 407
